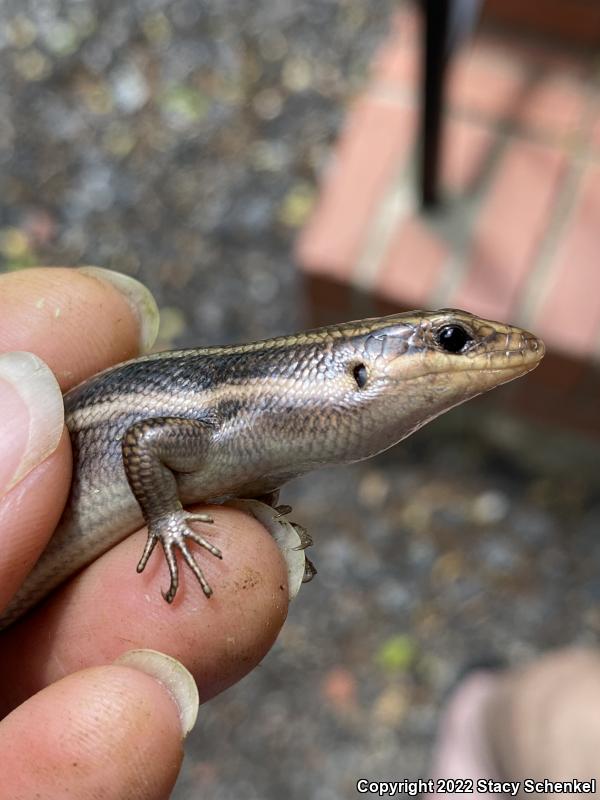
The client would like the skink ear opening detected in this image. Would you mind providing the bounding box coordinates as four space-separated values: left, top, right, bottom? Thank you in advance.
352 363 368 388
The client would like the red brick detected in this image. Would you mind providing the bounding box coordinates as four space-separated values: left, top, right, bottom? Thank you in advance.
533 164 600 357
453 139 565 320
388 5 421 46
296 97 417 280
448 44 529 122
521 351 586 393
441 116 496 194
375 296 407 317
376 216 448 307
484 0 600 47
454 28 588 81
372 36 420 90
372 5 421 90
589 113 600 154
516 76 587 137
304 274 352 326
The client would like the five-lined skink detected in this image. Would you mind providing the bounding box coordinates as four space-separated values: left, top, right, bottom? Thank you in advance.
0 308 544 630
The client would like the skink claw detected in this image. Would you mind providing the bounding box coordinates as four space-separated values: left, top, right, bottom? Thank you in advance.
273 504 293 518
302 556 317 582
136 531 159 573
187 512 214 524
290 522 313 550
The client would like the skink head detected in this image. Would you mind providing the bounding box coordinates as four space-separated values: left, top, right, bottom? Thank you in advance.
348 307 545 383
309 308 545 462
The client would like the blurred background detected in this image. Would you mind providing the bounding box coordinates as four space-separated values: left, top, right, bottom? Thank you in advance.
1 0 600 797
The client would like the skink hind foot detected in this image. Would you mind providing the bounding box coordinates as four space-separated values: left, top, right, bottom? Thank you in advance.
268 505 313 550
136 509 221 603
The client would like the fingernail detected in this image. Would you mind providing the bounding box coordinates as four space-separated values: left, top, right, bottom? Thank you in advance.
78 267 160 353
115 649 199 737
0 351 64 498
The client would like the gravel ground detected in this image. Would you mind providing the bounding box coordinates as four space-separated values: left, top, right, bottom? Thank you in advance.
1 2 600 798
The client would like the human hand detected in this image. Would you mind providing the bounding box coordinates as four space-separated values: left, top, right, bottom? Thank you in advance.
0 267 290 798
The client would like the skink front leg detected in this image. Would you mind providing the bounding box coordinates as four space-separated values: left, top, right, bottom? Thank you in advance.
122 416 220 602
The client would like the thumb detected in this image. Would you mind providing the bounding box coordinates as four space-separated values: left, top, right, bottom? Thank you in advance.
0 649 198 800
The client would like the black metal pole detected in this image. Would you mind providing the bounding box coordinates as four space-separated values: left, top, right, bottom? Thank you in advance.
420 0 451 209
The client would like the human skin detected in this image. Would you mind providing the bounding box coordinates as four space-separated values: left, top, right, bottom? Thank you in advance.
487 648 600 789
427 649 600 800
0 267 290 799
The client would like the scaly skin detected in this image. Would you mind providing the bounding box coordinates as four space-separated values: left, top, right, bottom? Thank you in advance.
0 308 544 629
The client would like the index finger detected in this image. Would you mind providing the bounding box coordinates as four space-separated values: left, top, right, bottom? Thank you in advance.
0 505 291 714
0 267 160 390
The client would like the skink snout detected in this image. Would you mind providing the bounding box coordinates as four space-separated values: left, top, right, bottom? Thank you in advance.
510 329 545 365
470 325 545 376
526 333 545 357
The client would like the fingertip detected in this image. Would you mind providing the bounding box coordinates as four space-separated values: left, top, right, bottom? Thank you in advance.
227 500 307 600
77 267 160 354
0 267 159 389
115 649 199 737
0 351 64 498
0 505 291 709
0 665 184 800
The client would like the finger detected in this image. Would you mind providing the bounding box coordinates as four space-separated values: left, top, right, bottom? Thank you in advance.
0 657 195 800
0 351 65 500
0 506 291 713
0 431 71 612
0 267 159 391
0 352 71 610
0 266 159 607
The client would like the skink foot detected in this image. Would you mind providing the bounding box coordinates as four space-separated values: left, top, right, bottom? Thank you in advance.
137 509 221 603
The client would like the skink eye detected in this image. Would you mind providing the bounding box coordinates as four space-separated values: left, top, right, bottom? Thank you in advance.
436 324 472 353
353 363 368 388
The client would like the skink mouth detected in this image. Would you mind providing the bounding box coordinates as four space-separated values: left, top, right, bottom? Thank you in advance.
384 332 545 385
393 330 545 382
467 330 545 370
